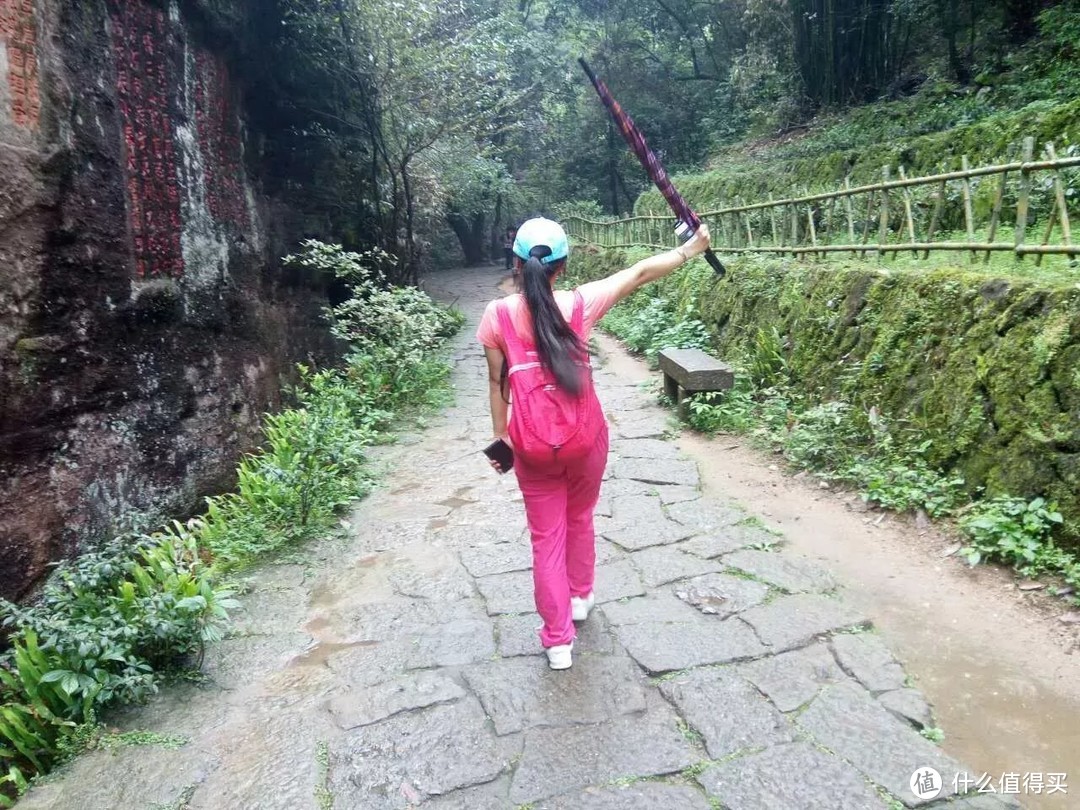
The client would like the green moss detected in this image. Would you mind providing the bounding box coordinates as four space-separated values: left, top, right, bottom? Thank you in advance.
570 247 1080 548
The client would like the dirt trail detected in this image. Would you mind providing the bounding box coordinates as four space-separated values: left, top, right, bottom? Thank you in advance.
598 332 1080 807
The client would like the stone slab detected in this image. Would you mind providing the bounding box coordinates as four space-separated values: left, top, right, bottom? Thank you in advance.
672 572 771 617
475 570 536 615
613 618 767 673
696 742 889 810
740 594 868 651
387 556 477 601
878 688 934 730
403 617 497 668
421 777 513 809
326 671 466 729
676 533 760 559
612 457 700 487
603 494 696 550
508 696 700 804
658 668 795 758
594 557 646 602
665 499 745 532
327 638 413 687
599 590 705 626
722 549 836 593
458 542 532 578
796 682 970 806
463 655 648 735
18 745 219 810
600 477 662 498
831 632 908 694
595 538 624 565
657 485 702 505
736 642 848 713
610 414 669 440
330 699 520 808
610 438 685 460
630 546 724 587
537 781 712 809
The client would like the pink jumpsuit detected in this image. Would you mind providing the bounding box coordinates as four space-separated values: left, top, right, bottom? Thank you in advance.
477 281 620 647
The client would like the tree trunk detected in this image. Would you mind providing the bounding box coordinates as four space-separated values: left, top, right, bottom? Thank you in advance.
491 192 503 262
447 212 487 265
939 0 971 85
1002 0 1042 45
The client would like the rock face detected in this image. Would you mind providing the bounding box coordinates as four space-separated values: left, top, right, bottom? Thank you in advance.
0 0 339 599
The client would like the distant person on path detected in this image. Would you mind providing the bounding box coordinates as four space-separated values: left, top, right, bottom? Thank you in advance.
503 226 517 273
476 217 711 669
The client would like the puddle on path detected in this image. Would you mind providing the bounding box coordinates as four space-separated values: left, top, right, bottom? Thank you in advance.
287 640 378 669
596 333 1080 809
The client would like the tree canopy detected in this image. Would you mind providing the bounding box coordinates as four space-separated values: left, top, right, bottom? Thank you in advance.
249 0 1076 276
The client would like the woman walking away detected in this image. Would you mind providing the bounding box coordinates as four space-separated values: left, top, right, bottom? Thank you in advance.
476 216 712 669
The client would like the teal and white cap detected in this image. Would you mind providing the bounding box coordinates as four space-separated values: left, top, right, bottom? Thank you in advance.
513 217 569 264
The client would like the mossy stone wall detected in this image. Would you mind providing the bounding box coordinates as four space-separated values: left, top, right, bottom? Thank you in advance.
574 247 1080 546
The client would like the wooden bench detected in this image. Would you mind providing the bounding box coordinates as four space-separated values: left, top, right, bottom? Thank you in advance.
658 347 734 416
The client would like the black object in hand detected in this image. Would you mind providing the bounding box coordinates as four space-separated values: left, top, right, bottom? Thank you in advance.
483 438 514 472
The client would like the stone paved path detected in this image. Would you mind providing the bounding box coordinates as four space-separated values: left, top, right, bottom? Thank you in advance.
21 268 1021 810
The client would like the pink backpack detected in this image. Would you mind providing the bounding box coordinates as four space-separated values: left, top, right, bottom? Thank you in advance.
495 291 606 465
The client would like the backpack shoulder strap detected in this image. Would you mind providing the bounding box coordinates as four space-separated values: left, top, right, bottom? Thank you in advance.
571 289 585 336
494 299 527 365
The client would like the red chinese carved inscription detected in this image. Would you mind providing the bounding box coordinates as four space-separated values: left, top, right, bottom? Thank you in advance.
0 0 41 129
110 0 183 278
194 51 248 230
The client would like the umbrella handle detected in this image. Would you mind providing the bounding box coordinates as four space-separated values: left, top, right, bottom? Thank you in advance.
703 249 726 277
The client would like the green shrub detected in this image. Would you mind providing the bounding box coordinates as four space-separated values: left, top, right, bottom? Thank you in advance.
959 496 1065 573
0 531 237 802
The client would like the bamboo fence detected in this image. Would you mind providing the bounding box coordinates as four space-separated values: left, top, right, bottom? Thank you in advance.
564 138 1080 265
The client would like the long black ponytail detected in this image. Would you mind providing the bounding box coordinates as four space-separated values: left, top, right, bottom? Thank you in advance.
520 245 586 394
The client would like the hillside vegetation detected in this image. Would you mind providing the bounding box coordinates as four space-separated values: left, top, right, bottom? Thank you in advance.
638 3 1080 221
569 4 1080 601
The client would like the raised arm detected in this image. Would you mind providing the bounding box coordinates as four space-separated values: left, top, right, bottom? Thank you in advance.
601 224 712 305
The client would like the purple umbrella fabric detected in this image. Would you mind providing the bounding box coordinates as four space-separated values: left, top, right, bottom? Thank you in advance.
579 58 725 276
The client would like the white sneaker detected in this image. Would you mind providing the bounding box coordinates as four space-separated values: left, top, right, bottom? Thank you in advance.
571 593 595 622
546 643 573 670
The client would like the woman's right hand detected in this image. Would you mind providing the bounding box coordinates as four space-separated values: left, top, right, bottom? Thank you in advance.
682 223 711 259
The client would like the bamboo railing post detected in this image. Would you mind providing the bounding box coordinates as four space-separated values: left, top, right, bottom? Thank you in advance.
860 188 874 258
825 192 837 253
984 168 1008 264
897 166 918 257
924 179 947 259
807 198 819 260
843 178 857 257
878 166 891 259
960 156 977 261
1036 192 1059 267
1015 136 1035 262
769 196 780 248
741 199 755 248
1048 142 1073 251
790 202 799 257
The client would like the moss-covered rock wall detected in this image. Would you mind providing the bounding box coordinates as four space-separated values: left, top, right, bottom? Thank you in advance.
0 0 342 600
574 246 1080 546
